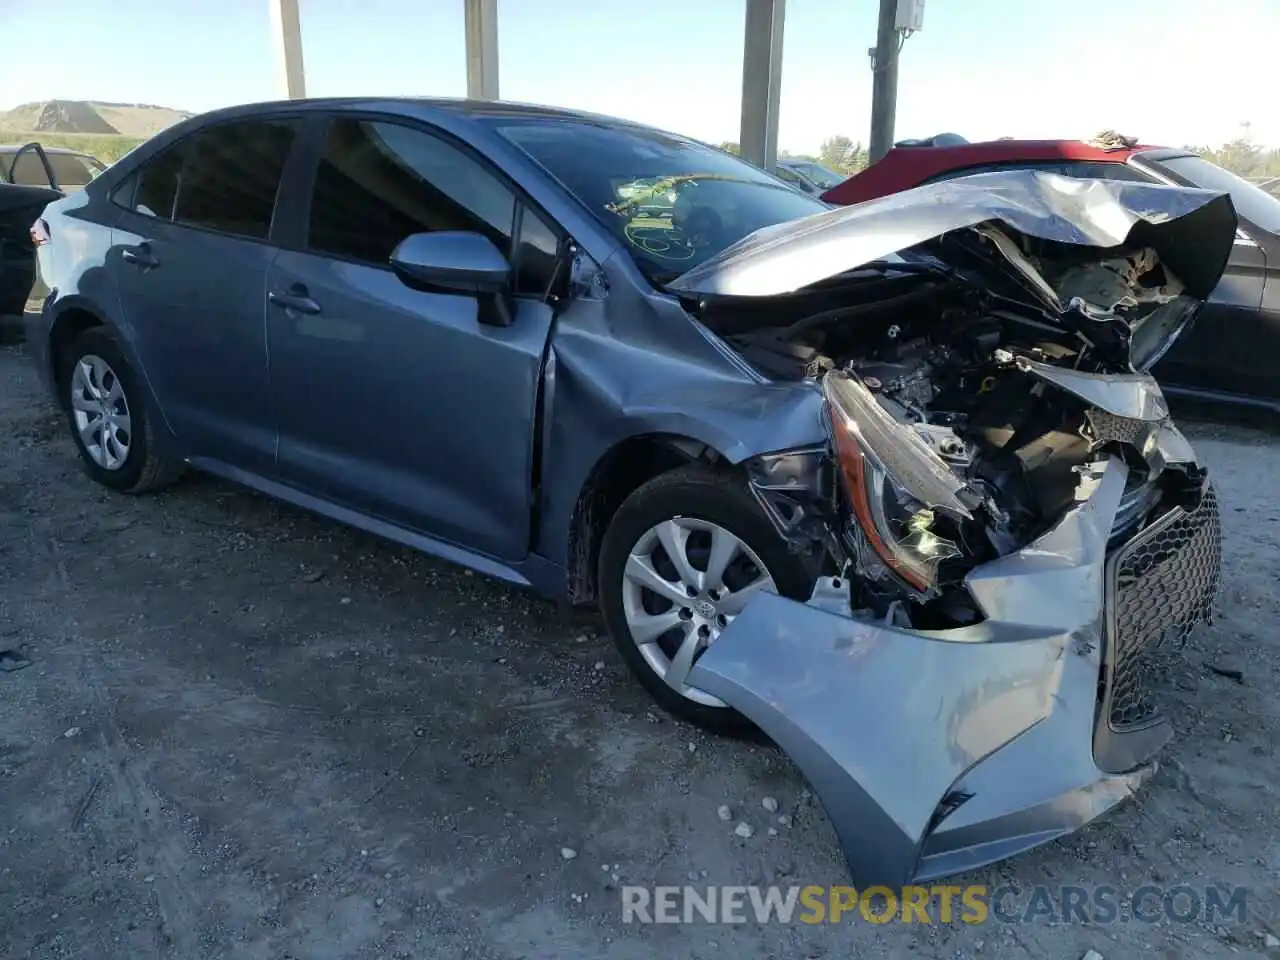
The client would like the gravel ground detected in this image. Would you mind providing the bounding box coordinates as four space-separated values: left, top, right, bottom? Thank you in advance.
1 340 1278 959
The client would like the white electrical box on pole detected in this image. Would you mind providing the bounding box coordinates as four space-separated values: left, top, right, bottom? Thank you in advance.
868 0 922 164
895 0 925 33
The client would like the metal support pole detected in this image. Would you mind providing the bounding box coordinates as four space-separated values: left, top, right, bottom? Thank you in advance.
739 0 786 171
269 0 307 100
868 0 898 163
465 0 500 101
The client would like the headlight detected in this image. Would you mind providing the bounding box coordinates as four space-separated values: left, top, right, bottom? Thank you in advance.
823 371 978 593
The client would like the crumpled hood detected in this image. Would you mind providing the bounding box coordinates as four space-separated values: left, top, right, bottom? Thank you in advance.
666 169 1237 302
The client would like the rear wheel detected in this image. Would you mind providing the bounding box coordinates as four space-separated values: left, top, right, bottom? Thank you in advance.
59 327 183 493
598 464 815 732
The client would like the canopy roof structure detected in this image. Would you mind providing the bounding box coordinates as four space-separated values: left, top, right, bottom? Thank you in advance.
269 0 789 169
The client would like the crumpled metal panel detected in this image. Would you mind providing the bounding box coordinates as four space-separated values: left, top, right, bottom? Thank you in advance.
667 169 1236 299
534 249 830 584
1016 358 1170 421
686 458 1148 885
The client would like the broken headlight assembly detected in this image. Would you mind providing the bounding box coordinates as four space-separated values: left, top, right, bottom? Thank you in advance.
822 371 982 594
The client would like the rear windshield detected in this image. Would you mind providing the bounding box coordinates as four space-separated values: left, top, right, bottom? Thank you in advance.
1154 154 1280 234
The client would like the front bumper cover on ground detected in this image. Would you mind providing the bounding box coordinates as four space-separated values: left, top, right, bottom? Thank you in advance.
689 451 1221 886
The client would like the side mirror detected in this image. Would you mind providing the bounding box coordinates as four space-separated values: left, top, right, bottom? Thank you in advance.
390 231 511 295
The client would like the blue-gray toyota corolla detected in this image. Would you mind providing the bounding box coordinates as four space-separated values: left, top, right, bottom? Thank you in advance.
25 98 1232 886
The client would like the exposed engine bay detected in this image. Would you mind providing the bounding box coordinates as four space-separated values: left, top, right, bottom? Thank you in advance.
696 231 1211 629
661 171 1232 887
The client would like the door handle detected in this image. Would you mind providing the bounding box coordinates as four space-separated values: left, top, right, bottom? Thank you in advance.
269 288 322 315
121 243 159 269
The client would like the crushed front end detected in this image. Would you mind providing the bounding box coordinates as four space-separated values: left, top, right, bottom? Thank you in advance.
672 171 1230 885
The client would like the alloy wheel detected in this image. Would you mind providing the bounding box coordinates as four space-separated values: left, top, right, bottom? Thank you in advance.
70 354 132 471
620 517 777 706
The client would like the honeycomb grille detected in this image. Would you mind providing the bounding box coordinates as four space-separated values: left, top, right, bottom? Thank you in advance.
1105 484 1222 730
1088 409 1163 446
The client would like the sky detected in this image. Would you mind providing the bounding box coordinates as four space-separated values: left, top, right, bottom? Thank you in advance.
2 0 1277 155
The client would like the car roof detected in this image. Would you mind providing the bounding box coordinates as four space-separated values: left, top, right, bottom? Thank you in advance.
187 96 668 133
821 138 1191 205
0 143 96 157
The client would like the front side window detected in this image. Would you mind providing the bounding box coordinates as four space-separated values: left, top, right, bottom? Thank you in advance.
8 149 54 187
172 119 299 239
515 207 561 297
489 119 826 284
307 118 516 267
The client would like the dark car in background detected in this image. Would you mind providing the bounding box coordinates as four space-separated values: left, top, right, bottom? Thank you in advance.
773 158 843 196
822 136 1280 410
1 142 107 319
24 98 1231 885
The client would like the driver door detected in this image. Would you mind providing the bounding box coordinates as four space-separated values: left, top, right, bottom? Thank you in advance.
5 142 60 190
267 115 562 562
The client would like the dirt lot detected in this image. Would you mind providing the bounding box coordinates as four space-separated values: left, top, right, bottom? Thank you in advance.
1 339 1278 959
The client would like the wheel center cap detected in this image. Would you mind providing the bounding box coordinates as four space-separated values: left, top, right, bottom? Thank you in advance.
693 599 716 619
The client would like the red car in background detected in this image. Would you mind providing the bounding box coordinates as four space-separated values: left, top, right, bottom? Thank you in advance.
821 136 1280 410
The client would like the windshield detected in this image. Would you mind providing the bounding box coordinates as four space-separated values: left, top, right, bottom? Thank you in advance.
491 119 827 283
1154 154 1280 234
788 161 844 189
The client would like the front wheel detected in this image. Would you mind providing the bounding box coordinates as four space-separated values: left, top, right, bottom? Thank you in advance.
598 464 816 732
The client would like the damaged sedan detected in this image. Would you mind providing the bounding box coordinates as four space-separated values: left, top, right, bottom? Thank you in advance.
25 99 1229 886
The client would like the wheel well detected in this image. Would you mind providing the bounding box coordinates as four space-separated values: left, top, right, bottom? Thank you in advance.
49 309 105 389
565 434 724 606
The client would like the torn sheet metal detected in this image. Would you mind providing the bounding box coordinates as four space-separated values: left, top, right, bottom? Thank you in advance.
667 170 1236 300
1013 356 1171 421
686 459 1152 886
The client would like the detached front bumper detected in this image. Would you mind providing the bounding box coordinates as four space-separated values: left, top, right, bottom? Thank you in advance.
689 455 1222 886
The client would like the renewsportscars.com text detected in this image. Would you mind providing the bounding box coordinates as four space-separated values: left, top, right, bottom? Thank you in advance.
620 884 1249 926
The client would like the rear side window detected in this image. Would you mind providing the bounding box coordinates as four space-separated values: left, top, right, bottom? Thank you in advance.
172 119 299 239
128 146 186 219
45 153 103 190
922 159 1153 185
307 118 516 266
1060 161 1150 182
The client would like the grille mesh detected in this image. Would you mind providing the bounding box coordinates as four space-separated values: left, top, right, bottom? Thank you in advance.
1106 485 1222 730
1088 409 1164 446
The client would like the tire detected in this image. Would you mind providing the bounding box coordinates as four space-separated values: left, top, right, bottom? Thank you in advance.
598 463 815 732
58 327 183 494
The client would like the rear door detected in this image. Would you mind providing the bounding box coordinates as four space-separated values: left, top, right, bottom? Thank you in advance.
265 114 560 561
110 117 302 473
